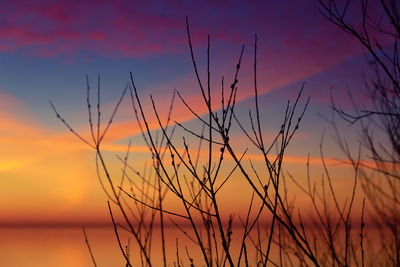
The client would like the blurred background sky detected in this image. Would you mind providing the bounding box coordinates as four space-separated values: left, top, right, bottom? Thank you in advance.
0 0 377 225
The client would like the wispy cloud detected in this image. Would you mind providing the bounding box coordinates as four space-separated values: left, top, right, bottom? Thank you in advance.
0 0 363 61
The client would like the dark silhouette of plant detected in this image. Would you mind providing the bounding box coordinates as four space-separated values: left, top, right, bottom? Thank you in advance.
50 76 164 267
319 0 400 265
50 13 399 266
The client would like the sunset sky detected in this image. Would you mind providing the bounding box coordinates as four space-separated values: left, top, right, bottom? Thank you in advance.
0 0 378 226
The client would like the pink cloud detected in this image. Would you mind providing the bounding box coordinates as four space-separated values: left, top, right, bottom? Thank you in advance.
0 0 372 62
0 0 185 58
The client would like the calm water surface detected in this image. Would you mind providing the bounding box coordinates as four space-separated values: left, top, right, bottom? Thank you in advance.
0 227 127 266
1 225 382 266
0 226 235 266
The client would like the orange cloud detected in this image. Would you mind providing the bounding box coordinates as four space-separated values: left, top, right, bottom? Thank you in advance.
0 91 377 226
0 92 108 224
